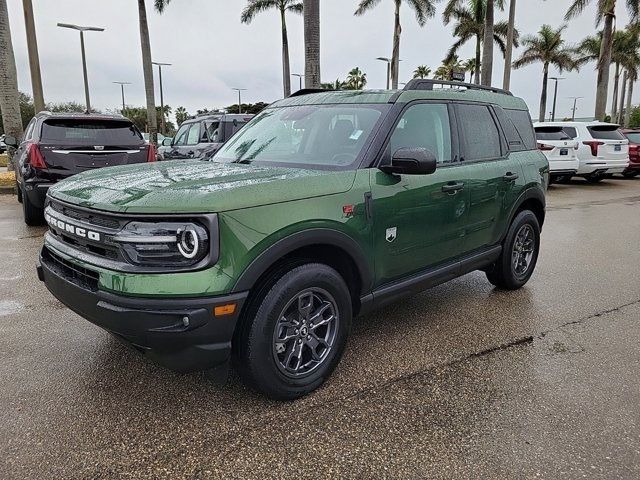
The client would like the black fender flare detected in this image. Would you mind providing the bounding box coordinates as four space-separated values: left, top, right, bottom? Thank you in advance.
232 228 373 295
501 187 546 242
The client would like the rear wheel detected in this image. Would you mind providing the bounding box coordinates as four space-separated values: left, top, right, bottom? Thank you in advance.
15 182 22 203
22 187 44 226
555 175 572 184
585 174 604 183
622 170 639 178
234 263 352 400
486 211 540 290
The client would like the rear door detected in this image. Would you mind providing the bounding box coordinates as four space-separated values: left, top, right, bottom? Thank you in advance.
534 126 578 160
38 118 147 179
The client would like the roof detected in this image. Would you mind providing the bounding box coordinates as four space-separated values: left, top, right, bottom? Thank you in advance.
182 113 255 124
36 111 129 121
270 87 528 110
534 121 621 128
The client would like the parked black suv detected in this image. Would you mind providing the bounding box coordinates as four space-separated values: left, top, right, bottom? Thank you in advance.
6 112 154 225
161 113 254 160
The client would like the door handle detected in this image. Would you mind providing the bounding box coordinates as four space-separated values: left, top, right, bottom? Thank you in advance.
503 172 519 181
442 182 465 194
187 151 195 157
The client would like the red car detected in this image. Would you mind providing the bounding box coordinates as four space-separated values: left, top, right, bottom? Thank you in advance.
621 129 640 178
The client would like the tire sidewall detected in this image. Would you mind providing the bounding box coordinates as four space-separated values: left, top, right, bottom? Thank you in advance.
243 264 352 400
499 211 541 289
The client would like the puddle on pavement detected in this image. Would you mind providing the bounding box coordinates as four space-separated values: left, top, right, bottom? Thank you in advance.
0 300 25 316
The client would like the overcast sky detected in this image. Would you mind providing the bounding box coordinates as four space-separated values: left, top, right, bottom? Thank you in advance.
4 0 634 122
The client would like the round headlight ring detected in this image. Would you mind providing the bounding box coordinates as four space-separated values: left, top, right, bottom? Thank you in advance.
177 226 200 259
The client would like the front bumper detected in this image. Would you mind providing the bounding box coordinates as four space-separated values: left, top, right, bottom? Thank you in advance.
37 246 247 374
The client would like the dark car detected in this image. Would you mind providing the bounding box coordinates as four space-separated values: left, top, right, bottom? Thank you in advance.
161 113 254 161
621 129 640 177
6 112 155 225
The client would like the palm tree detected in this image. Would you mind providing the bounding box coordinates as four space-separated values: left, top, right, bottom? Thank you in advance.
502 0 517 90
138 0 157 143
443 0 516 85
344 68 367 90
565 0 640 120
241 0 303 98
413 65 432 79
464 58 478 81
175 106 189 126
443 0 505 85
513 24 577 122
320 78 345 90
0 0 24 151
355 0 439 89
434 56 464 80
303 0 321 88
22 0 44 113
481 0 495 85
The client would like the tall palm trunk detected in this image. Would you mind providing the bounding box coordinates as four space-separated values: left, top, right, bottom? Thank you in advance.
624 77 634 127
475 34 482 84
611 62 620 119
303 0 320 88
137 0 157 143
281 7 291 97
481 0 494 86
595 8 615 120
0 0 24 154
390 0 401 89
539 62 549 122
502 0 516 90
22 0 44 112
617 69 627 125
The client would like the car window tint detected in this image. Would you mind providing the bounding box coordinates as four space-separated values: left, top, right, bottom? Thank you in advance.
535 127 572 141
623 132 640 143
562 127 578 139
458 104 501 160
494 107 524 151
186 124 201 145
505 109 536 150
173 124 190 146
588 125 625 140
387 103 452 164
205 121 220 142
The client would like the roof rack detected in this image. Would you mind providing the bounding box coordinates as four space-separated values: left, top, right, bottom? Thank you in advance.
289 88 332 97
403 79 513 96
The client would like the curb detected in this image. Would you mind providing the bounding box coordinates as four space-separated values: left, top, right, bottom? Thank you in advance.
0 186 15 195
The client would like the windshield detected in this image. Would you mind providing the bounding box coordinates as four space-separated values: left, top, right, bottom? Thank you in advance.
213 105 387 169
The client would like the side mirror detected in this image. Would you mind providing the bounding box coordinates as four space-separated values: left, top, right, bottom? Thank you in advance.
3 135 18 148
380 148 437 175
162 137 172 146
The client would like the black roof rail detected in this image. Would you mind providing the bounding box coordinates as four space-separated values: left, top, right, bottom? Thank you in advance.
289 88 332 97
403 79 513 96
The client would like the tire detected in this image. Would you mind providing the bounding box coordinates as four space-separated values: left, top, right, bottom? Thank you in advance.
22 187 44 226
555 175 572 184
234 263 352 400
486 210 541 290
15 182 22 203
585 174 604 184
622 170 639 178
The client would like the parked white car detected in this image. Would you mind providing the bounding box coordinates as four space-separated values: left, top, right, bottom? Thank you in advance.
534 125 580 183
534 122 629 183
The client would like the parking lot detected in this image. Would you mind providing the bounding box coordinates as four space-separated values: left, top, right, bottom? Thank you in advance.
1 178 639 479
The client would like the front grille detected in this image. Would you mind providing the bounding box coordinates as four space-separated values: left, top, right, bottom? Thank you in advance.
49 200 122 230
42 247 99 292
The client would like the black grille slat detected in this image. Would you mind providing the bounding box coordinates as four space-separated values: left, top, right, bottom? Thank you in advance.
43 248 99 292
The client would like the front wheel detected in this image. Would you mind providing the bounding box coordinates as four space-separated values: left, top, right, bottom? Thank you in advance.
234 263 352 400
486 211 541 290
22 187 44 226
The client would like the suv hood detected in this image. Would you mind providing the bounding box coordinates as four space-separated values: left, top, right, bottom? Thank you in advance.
48 160 357 213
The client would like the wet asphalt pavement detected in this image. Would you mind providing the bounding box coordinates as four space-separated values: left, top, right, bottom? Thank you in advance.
1 178 640 479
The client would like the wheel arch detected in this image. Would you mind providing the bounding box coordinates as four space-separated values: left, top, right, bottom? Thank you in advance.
504 187 546 238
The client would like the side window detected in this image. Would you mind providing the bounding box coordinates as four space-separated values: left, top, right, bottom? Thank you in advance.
458 104 501 161
494 106 524 152
505 109 536 150
173 124 190 146
24 120 36 141
205 121 221 142
186 123 201 145
386 103 453 164
563 127 578 139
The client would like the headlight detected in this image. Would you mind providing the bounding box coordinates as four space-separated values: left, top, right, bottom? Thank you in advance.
112 221 209 267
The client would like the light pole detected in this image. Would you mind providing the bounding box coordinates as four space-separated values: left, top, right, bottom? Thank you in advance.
376 57 391 90
292 73 304 91
232 88 247 114
57 23 104 112
549 77 565 121
113 82 131 113
569 97 584 121
152 62 171 135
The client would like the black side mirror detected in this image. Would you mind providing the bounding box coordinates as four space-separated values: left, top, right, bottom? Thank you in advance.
380 147 438 175
162 137 172 146
3 135 18 148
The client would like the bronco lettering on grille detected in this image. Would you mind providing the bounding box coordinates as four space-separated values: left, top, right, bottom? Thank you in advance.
45 212 101 242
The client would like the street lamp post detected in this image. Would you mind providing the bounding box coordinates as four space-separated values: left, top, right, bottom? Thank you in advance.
376 57 391 90
152 62 171 135
549 77 564 121
113 82 131 113
569 96 584 121
232 88 247 114
292 73 304 91
57 23 104 112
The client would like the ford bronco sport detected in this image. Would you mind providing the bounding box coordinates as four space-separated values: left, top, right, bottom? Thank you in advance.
37 80 548 400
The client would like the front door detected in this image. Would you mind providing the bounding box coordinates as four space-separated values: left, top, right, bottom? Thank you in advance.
370 102 469 287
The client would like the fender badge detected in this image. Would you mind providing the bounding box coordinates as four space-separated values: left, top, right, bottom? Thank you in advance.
386 227 397 243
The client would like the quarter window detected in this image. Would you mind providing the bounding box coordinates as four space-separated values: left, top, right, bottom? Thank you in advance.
505 109 537 150
386 103 453 164
458 104 501 161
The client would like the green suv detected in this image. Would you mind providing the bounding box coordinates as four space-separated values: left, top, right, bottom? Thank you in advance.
37 80 548 400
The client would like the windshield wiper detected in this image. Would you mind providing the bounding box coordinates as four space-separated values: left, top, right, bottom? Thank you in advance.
232 159 252 164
